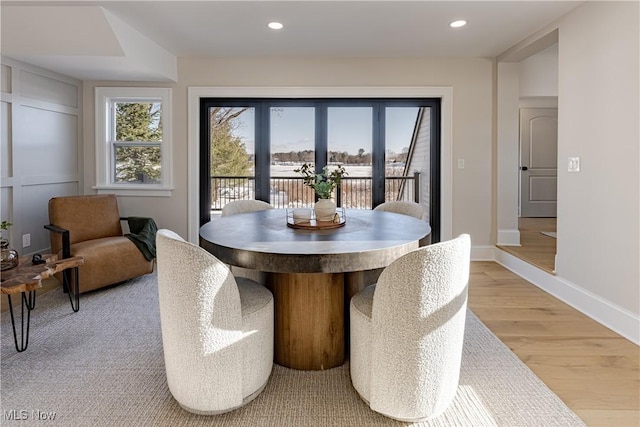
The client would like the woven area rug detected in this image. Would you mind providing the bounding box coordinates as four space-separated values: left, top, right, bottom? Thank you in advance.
1 271 584 426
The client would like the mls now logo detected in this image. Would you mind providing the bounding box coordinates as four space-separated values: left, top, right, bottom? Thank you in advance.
3 409 57 421
3 410 28 420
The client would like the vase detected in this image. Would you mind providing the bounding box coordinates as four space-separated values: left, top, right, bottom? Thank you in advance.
314 198 337 222
1 239 19 271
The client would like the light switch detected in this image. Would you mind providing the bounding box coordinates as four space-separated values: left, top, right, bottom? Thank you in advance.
457 159 465 169
568 157 580 172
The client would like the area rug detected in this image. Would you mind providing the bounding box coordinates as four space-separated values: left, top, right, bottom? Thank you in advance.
541 231 557 239
1 271 584 426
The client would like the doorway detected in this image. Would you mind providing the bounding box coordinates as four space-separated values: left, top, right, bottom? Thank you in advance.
496 35 559 275
516 107 558 272
519 108 558 217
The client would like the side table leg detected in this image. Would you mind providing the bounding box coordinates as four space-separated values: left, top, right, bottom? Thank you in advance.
7 291 36 352
67 266 79 312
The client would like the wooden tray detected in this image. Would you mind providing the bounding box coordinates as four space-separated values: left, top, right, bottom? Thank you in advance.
287 216 346 230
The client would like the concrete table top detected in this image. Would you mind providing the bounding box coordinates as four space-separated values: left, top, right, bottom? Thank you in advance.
199 208 431 274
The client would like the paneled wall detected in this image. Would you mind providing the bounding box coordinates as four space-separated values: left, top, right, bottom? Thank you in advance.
0 57 82 256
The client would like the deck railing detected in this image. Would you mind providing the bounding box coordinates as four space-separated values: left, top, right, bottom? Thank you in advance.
211 172 420 211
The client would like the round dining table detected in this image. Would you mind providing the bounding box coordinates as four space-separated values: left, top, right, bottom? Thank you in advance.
199 208 431 370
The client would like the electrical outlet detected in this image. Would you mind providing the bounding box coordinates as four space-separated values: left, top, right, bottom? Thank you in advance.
568 157 580 172
457 159 465 169
23 233 31 248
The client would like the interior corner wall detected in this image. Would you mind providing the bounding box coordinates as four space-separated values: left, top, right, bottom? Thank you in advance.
557 2 639 319
496 62 521 246
0 57 82 256
519 43 558 97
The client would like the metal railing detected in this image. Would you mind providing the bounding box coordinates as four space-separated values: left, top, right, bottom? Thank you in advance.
211 172 420 211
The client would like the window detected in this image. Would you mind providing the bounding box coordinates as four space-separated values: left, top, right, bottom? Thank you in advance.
200 98 441 241
95 87 172 196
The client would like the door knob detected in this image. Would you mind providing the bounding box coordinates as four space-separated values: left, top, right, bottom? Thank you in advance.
520 166 528 171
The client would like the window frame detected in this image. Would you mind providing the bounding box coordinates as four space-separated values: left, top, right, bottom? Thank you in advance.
94 87 173 196
199 97 441 241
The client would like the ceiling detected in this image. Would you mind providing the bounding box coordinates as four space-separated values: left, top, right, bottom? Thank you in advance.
1 1 581 82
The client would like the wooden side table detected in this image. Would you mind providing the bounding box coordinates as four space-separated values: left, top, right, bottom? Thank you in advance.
1 254 84 352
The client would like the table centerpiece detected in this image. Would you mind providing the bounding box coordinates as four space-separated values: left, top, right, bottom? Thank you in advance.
294 163 347 221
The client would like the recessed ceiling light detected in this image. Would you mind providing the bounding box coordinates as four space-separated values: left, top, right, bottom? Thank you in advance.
268 22 284 30
450 20 467 28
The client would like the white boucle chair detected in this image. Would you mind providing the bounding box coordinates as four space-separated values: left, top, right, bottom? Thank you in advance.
221 199 273 283
221 200 273 217
156 229 274 415
373 200 426 221
374 201 430 246
349 234 471 422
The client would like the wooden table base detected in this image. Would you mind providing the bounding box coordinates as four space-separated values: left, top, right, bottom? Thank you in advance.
268 272 344 370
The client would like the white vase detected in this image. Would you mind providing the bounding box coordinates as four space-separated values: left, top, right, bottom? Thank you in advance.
314 199 336 222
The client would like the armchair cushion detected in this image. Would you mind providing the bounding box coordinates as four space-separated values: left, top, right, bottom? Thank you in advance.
70 237 153 292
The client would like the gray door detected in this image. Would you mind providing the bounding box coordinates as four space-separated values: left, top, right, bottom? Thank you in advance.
519 108 558 217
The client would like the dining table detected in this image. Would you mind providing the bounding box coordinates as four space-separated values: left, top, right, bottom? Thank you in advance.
199 208 431 370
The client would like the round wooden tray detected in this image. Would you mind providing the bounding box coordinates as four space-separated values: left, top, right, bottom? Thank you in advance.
286 216 346 230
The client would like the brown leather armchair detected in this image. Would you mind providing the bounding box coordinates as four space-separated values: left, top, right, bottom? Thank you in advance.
45 194 154 294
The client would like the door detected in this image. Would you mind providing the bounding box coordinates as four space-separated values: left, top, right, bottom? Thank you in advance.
519 108 558 217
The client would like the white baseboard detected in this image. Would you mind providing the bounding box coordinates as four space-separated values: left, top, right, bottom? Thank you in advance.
494 248 640 346
471 245 496 261
497 228 521 246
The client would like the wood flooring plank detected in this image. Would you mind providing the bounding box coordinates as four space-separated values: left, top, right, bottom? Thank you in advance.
502 337 640 357
575 409 640 426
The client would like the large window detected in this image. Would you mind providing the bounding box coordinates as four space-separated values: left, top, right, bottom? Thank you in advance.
327 107 373 208
95 87 172 196
200 98 440 240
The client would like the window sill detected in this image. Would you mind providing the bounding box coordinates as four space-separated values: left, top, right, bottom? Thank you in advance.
93 185 173 197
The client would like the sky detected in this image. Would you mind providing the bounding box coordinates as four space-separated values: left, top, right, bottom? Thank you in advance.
230 106 419 155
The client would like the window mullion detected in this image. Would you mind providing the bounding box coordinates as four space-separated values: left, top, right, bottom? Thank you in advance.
372 103 385 207
113 141 161 147
315 103 327 173
255 102 271 202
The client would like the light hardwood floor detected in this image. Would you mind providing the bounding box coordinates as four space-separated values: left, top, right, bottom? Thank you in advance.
470 261 639 426
2 258 638 425
491 217 638 425
497 217 557 274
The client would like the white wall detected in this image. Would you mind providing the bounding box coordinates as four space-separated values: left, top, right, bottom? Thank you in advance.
519 44 558 97
557 2 639 320
496 62 521 245
0 57 82 256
